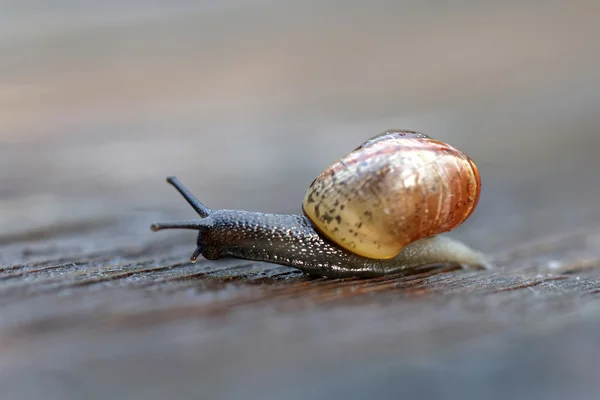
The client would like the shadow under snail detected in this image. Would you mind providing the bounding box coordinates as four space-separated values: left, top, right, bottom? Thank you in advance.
150 129 491 278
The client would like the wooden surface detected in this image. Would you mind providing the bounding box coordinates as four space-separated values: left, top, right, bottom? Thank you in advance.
2 2 600 399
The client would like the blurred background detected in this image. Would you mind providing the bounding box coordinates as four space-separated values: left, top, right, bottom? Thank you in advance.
1 1 600 399
2 0 600 251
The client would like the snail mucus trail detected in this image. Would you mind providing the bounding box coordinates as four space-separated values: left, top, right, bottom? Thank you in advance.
151 130 491 278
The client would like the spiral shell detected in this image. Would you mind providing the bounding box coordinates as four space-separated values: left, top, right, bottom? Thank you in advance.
302 130 481 259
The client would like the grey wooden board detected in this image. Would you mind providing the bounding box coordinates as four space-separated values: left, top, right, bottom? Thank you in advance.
2 2 600 399
1 221 600 400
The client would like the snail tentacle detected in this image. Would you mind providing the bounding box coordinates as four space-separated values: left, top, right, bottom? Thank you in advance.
150 220 206 231
165 176 211 217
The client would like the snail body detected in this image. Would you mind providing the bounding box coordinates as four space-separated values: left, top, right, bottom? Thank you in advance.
151 130 490 278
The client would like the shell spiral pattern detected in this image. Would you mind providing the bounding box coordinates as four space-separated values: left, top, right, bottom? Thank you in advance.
302 130 481 259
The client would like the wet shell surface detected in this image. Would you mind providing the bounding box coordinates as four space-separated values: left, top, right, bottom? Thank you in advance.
302 130 481 259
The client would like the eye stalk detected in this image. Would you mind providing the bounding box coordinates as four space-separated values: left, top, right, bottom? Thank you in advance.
150 177 213 262
150 177 211 232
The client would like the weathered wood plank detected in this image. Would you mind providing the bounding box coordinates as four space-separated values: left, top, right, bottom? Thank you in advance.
1 214 599 400
3 2 600 399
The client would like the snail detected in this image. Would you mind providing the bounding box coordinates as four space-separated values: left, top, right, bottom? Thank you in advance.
150 129 491 278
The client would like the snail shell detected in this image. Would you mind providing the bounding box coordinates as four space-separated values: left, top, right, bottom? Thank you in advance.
302 130 481 260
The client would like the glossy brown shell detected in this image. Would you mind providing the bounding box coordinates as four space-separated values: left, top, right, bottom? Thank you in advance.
302 130 481 259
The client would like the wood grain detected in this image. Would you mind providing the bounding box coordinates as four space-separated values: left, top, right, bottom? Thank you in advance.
2 2 600 399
